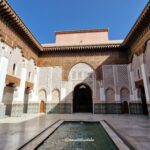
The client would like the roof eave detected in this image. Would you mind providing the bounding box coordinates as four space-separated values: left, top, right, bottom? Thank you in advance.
0 0 43 51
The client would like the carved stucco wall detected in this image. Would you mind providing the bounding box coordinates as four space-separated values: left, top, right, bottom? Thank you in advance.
116 65 130 94
7 47 23 78
39 89 46 101
103 65 131 102
0 41 38 106
25 59 36 82
52 67 62 91
0 19 38 60
0 41 12 59
68 63 95 88
38 49 128 81
52 89 60 103
103 65 114 89
120 88 130 102
38 67 62 102
68 63 97 102
0 41 37 83
105 88 115 102
38 67 50 95
131 54 142 81
37 63 100 103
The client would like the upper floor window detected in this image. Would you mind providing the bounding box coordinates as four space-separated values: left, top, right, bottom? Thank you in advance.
28 72 32 81
12 64 16 75
137 69 140 79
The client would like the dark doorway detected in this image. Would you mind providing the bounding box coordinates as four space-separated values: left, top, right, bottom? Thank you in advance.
140 86 148 115
122 101 129 113
73 84 93 113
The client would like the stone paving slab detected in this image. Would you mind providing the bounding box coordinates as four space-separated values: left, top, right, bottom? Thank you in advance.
0 113 44 123
101 121 130 150
0 115 58 150
20 120 64 150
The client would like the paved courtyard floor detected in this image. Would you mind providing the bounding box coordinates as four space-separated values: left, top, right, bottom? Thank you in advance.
0 113 44 124
0 114 149 150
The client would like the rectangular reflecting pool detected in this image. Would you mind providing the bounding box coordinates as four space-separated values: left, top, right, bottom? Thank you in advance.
36 121 119 150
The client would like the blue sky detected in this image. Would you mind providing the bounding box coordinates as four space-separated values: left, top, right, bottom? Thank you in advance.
8 0 148 44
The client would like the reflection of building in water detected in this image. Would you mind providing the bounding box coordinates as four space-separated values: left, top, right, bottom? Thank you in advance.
0 0 150 117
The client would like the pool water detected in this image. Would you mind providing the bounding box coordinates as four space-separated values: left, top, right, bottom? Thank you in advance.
36 121 118 150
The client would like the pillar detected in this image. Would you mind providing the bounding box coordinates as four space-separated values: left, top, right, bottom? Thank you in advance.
128 64 138 102
12 67 27 116
0 56 9 102
140 54 150 115
13 67 27 102
100 81 105 102
139 54 150 100
0 56 8 118
113 66 120 102
28 67 39 114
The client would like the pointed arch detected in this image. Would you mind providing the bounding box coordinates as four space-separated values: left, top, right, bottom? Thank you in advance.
120 87 130 102
105 88 115 102
52 89 60 103
73 83 93 112
68 62 95 81
39 89 47 102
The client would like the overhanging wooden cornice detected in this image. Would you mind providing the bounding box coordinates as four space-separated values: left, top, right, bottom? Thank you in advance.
0 0 42 52
123 1 150 48
42 43 123 53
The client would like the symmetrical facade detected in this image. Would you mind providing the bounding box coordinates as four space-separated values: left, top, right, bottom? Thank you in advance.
0 0 150 118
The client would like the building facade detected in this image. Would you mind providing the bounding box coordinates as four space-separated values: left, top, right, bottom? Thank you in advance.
0 0 150 118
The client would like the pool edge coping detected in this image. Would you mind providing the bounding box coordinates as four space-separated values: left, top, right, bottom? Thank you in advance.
18 120 64 150
101 120 130 150
19 120 133 150
104 120 136 150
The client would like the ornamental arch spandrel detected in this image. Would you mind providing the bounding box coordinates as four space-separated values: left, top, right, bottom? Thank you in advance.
37 49 128 81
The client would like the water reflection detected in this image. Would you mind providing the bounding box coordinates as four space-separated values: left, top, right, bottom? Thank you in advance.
37 121 118 150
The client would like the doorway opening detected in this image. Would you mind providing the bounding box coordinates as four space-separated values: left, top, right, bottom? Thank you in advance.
122 101 129 113
140 85 148 115
73 83 93 113
40 100 45 113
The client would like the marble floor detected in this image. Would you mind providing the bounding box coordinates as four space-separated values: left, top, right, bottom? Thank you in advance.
0 114 149 150
0 113 44 123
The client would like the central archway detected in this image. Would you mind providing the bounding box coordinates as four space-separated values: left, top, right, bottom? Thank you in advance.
73 83 93 113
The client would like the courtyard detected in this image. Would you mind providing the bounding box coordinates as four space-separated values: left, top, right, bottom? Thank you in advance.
0 0 150 149
0 114 149 150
